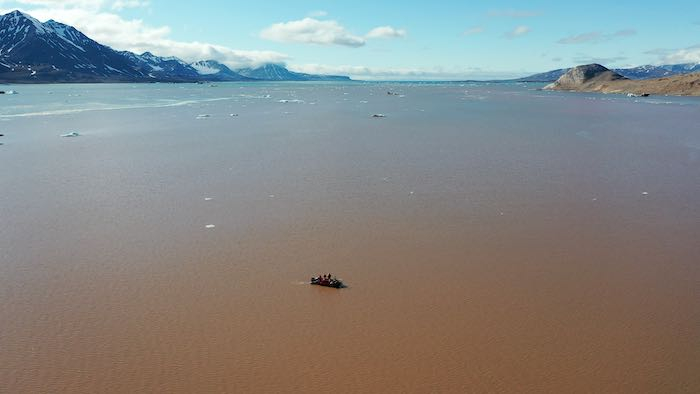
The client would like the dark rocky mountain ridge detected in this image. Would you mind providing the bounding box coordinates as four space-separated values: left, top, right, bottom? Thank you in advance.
0 10 350 83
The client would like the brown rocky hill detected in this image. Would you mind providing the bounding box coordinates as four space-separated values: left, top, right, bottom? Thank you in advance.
544 64 700 96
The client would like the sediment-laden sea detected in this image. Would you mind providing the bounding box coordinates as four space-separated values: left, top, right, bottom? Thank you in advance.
1 82 699 393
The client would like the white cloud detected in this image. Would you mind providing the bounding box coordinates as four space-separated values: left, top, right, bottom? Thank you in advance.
571 55 628 65
463 26 484 36
504 25 530 39
558 32 603 44
1 0 104 10
613 29 637 37
660 45 700 64
260 18 406 46
365 26 406 39
111 0 149 11
260 17 366 47
0 3 287 67
558 29 636 44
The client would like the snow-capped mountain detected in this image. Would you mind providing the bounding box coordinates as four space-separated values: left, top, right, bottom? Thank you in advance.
616 63 700 79
120 51 203 81
236 63 350 81
236 64 350 81
0 10 144 81
190 60 251 81
0 10 350 83
236 63 306 81
614 65 673 79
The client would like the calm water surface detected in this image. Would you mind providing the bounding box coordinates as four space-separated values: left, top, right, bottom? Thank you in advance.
1 82 699 393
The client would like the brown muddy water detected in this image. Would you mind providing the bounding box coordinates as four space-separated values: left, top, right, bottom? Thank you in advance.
1 83 699 393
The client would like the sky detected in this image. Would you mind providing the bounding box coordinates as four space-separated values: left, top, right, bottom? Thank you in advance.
1 0 700 80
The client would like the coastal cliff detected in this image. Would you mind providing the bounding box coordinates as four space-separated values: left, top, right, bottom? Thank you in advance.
544 64 700 96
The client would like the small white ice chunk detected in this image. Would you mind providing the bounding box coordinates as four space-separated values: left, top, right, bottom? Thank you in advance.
205 224 216 229
372 113 386 118
642 192 649 195
60 132 80 137
196 114 210 119
204 197 213 201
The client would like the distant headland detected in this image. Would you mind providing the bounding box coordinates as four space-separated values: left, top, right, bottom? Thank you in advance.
543 64 700 96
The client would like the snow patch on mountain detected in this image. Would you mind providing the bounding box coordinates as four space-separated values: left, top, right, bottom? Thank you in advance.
191 60 221 75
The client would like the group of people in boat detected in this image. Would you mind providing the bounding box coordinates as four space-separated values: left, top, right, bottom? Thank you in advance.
312 273 343 287
315 273 336 282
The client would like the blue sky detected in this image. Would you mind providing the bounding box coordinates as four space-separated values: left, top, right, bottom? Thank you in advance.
1 0 699 79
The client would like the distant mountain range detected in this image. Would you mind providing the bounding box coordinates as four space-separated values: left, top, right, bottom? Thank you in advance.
0 10 350 83
516 63 700 82
3 10 698 85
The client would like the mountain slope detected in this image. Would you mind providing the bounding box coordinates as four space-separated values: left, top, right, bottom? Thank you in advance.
0 11 145 81
122 51 202 81
544 64 627 91
514 68 569 82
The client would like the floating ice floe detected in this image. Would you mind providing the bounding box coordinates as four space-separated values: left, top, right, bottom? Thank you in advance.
229 113 238 117
642 192 649 195
372 114 386 118
60 132 80 137
204 197 213 201
196 114 210 119
278 99 304 104
205 224 216 229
